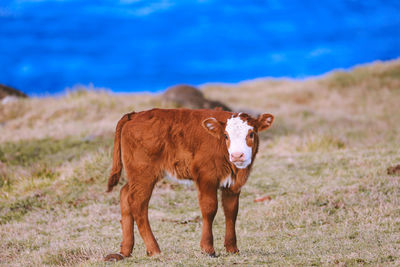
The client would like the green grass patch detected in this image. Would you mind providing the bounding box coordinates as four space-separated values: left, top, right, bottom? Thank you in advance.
0 136 113 224
0 194 44 224
0 136 112 167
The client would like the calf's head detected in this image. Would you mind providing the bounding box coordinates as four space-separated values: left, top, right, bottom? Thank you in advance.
202 113 274 169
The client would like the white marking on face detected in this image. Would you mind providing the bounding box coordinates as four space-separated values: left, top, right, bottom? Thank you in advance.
225 116 253 168
220 175 234 188
165 171 193 186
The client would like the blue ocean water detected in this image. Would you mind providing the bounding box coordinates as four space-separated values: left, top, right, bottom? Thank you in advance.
0 0 399 96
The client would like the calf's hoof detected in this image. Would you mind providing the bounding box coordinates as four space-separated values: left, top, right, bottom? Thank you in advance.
146 249 161 257
104 253 125 261
226 247 240 254
201 248 217 257
209 252 218 258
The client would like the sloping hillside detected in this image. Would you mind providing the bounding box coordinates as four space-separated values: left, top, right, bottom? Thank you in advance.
1 59 400 266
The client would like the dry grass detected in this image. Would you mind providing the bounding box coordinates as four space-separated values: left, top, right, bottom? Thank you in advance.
0 86 156 142
1 59 400 266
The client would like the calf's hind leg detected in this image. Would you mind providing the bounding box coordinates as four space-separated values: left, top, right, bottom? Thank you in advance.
120 184 135 256
128 168 161 256
104 184 134 261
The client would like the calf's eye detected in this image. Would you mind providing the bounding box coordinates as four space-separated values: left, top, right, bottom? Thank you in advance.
224 134 228 140
249 132 254 138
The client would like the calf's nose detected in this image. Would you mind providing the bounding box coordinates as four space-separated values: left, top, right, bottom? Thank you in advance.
230 152 245 162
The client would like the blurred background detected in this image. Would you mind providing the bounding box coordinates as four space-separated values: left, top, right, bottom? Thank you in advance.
0 0 400 95
2 1 400 265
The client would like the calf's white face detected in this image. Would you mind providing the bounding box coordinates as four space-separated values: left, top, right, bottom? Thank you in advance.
202 112 274 169
225 116 253 168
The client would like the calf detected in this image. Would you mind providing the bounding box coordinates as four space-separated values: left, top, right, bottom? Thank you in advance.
105 108 274 260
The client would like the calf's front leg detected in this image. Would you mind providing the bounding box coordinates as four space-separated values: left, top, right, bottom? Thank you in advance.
222 189 240 253
197 181 218 256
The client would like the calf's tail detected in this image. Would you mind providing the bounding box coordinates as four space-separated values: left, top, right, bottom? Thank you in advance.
107 112 135 192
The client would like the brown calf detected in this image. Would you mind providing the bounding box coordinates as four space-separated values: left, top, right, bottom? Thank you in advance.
104 108 274 260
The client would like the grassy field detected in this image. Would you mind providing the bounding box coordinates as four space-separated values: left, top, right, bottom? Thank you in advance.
1 59 400 266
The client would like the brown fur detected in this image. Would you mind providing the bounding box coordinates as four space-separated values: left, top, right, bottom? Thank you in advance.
107 111 136 192
105 108 273 260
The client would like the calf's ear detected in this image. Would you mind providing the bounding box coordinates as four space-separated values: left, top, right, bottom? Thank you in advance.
202 117 223 138
257 113 274 132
